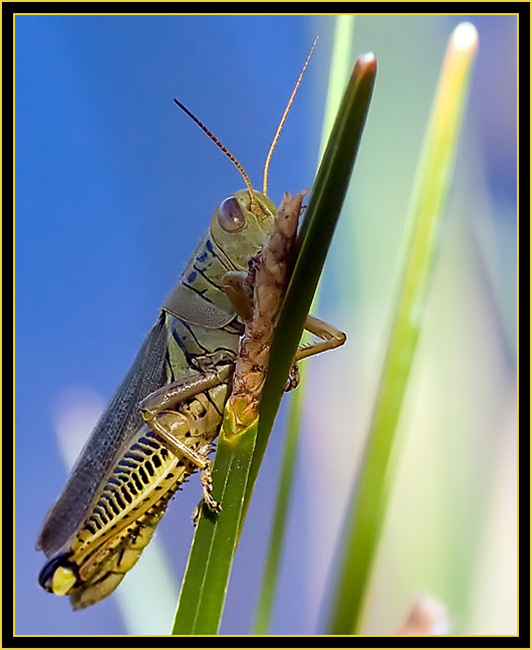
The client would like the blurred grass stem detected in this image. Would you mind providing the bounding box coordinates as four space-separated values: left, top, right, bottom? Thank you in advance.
327 22 478 635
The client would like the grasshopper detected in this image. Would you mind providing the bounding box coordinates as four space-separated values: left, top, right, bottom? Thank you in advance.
36 41 346 610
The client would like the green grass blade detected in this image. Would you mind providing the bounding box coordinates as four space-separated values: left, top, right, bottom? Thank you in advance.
171 53 376 636
326 23 479 635
171 414 259 635
245 53 377 509
251 384 302 635
253 15 356 635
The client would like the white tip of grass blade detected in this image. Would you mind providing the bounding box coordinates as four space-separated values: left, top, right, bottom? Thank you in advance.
358 51 376 66
451 22 479 52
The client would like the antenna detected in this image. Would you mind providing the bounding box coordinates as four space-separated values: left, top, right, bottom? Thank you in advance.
173 98 255 200
262 36 318 195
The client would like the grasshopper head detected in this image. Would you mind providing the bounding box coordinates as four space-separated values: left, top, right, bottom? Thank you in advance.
210 189 276 270
176 40 316 274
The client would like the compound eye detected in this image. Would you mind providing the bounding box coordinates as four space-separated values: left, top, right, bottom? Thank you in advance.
217 197 246 232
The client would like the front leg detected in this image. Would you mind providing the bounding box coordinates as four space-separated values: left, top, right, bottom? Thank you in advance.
295 314 346 361
221 271 346 391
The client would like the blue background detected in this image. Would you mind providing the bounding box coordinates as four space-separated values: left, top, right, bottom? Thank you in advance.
16 14 517 636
